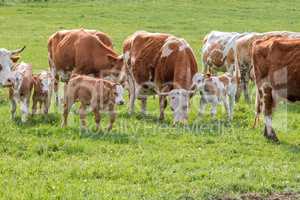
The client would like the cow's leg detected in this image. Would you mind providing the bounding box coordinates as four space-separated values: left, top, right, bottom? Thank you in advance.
262 86 278 142
198 97 207 117
228 84 237 120
107 105 116 131
159 96 167 121
253 88 262 128
32 97 37 115
140 96 147 115
210 98 218 119
20 97 29 122
222 95 231 120
128 74 136 115
79 104 87 130
93 108 101 131
44 99 50 115
10 98 17 120
54 75 60 107
62 96 72 127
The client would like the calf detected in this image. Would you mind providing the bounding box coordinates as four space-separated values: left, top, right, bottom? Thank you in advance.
32 71 52 115
192 73 237 120
62 75 125 131
4 62 33 122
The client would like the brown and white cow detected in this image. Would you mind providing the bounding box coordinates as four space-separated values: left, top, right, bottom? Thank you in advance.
123 31 197 124
252 36 300 141
4 62 33 122
62 75 125 131
0 46 26 86
192 73 237 120
32 71 53 115
202 31 249 74
234 31 300 103
48 29 123 105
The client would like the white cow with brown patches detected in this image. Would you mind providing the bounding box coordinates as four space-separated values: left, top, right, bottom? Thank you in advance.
32 71 53 115
192 73 237 120
202 31 250 75
4 62 33 122
0 46 26 86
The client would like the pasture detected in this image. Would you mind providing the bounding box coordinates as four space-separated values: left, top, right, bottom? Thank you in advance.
0 0 300 199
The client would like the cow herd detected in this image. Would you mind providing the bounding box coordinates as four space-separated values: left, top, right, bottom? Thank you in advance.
0 29 299 142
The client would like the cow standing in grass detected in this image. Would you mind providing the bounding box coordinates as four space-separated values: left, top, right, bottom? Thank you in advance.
4 62 33 122
123 31 197 124
252 36 300 141
32 71 53 115
48 29 123 106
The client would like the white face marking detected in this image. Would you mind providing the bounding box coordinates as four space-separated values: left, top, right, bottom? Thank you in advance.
40 71 52 93
168 89 189 122
192 73 205 90
115 84 125 105
0 48 13 86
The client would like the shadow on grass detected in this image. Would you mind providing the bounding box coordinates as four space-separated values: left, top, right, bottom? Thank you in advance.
12 113 60 127
78 130 134 144
280 140 300 154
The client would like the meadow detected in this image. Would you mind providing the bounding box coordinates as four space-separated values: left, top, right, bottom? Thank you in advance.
0 0 300 199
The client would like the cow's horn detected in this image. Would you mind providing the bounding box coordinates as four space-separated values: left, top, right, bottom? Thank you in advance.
10 46 26 55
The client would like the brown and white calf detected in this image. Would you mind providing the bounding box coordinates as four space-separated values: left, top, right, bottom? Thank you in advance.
62 75 125 131
192 73 237 120
252 36 300 142
4 62 33 122
32 71 53 115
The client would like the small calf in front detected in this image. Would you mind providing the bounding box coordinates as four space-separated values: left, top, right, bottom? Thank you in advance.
62 75 125 131
32 71 52 115
192 73 237 120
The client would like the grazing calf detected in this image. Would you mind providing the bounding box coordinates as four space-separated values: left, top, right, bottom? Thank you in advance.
62 75 125 131
192 73 237 120
4 62 33 122
32 71 52 115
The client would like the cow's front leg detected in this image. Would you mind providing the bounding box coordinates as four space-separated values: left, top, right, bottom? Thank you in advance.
20 98 29 122
44 99 50 115
107 105 116 131
79 104 87 131
92 108 101 131
10 98 17 120
198 97 207 117
32 97 37 115
140 96 147 115
210 98 218 119
222 95 231 120
253 88 262 128
159 96 167 121
128 76 136 115
262 86 278 142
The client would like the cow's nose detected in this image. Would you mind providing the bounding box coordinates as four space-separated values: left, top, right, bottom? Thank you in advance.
182 105 188 111
118 100 125 105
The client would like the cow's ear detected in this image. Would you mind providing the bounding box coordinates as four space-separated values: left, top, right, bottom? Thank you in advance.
10 55 21 63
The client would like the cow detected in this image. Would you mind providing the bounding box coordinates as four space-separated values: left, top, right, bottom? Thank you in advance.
123 31 197 124
0 46 26 86
202 31 249 75
62 74 125 131
32 71 53 115
4 62 33 122
192 73 237 120
252 36 300 142
234 31 300 103
47 29 122 106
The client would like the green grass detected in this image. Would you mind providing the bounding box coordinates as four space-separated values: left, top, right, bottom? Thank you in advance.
0 0 300 199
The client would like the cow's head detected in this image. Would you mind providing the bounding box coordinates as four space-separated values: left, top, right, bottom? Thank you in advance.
159 89 194 124
0 46 25 86
39 71 52 93
113 84 125 105
192 73 205 90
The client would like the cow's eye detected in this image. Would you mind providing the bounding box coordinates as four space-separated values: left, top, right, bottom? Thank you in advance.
171 96 175 100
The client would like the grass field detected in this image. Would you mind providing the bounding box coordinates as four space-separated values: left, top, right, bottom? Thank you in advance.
0 0 300 199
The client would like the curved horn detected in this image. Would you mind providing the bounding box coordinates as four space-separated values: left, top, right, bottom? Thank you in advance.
10 46 26 55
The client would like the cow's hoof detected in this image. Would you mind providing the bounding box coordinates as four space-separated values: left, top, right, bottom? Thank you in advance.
264 126 279 143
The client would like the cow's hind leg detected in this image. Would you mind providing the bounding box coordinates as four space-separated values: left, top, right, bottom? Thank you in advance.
253 88 262 128
198 97 207 117
10 98 17 120
159 96 167 121
20 97 29 122
262 85 278 142
93 108 101 131
140 96 147 115
79 104 88 131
